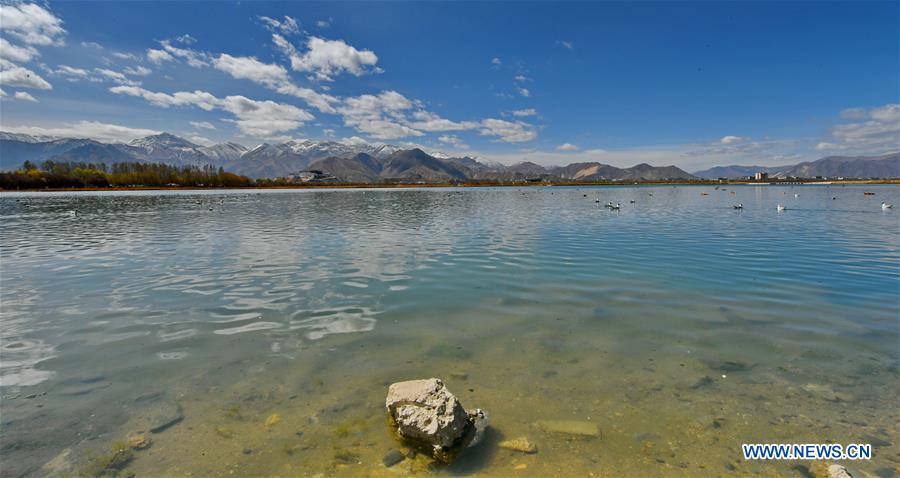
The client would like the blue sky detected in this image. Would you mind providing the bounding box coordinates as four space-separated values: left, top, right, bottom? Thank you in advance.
0 1 897 171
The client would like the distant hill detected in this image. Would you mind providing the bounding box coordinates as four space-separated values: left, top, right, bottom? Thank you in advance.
308 153 382 182
3 130 895 182
693 153 900 179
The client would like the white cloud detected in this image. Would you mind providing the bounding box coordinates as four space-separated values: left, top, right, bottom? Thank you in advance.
53 64 92 80
147 48 174 64
112 51 139 61
0 2 66 46
51 65 140 85
408 110 478 132
0 59 52 89
220 95 313 138
94 68 140 86
509 108 538 117
839 107 866 120
110 85 220 110
213 53 289 88
259 15 300 35
110 85 313 138
0 87 6 97
556 143 579 151
557 40 574 50
277 36 379 81
2 121 160 142
316 19 331 28
437 134 468 149
338 90 423 139
517 87 531 97
13 90 37 102
190 121 216 130
479 118 537 143
818 103 900 153
212 52 337 113
514 74 528 82
175 34 197 45
124 65 152 76
159 39 209 68
188 134 214 146
0 37 39 63
720 135 746 144
683 136 791 158
870 104 899 123
491 57 501 66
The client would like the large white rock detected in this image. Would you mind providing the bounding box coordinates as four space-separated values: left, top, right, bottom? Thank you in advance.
385 378 485 461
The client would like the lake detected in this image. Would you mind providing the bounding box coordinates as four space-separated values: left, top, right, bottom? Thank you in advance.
1 185 898 477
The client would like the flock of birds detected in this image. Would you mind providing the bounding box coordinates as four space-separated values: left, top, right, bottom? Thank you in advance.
15 190 898 216
584 190 893 213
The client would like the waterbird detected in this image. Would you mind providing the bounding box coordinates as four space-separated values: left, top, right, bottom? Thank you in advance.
68 210 77 216
882 202 893 210
776 204 786 211
832 197 837 200
733 203 743 209
794 193 800 198
610 203 621 210
629 200 635 203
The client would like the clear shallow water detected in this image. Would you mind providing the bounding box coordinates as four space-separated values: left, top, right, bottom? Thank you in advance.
1 185 898 477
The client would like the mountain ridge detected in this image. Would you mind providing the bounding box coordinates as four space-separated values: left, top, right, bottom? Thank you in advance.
2 131 895 181
692 153 900 179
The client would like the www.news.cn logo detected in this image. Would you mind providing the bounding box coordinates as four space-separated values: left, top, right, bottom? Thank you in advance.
742 443 872 460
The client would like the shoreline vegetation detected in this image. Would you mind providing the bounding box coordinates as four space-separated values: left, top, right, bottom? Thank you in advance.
1 161 898 192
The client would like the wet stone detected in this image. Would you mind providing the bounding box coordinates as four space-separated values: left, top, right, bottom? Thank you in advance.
148 403 184 433
704 360 753 373
690 376 715 389
385 378 487 463
127 433 151 450
498 437 538 454
382 448 405 467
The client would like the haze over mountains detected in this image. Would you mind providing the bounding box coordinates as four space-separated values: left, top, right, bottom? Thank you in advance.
1 132 897 182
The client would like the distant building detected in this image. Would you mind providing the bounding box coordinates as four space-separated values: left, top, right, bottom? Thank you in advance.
754 172 768 180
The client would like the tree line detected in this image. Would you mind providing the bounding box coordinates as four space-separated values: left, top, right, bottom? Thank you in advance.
0 161 253 189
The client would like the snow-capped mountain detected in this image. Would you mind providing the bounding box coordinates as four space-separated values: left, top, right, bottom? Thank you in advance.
198 142 249 162
2 130 705 181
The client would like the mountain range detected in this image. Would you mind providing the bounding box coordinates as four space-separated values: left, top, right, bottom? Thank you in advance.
692 152 900 179
1 131 896 182
0 131 696 181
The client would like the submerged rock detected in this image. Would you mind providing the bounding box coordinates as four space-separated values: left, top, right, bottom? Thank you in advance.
133 401 184 434
534 420 599 437
127 433 151 450
826 464 853 478
385 378 487 462
382 448 405 467
498 437 537 453
811 462 854 478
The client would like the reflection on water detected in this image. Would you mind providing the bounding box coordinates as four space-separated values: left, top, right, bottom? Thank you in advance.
1 185 898 477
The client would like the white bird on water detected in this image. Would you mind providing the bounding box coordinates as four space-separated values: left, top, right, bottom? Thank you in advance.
733 203 743 209
776 204 786 211
882 202 893 210
609 203 621 210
